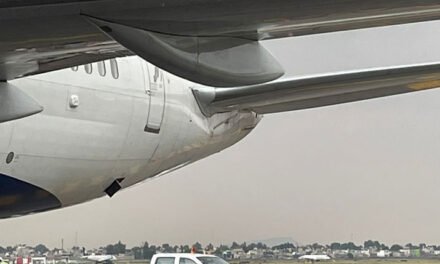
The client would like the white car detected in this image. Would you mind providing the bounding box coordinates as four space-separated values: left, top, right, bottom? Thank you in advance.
151 254 229 264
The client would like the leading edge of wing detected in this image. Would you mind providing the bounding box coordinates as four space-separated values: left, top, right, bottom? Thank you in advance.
192 62 440 116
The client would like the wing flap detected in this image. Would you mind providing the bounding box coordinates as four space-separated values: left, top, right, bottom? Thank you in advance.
193 62 440 115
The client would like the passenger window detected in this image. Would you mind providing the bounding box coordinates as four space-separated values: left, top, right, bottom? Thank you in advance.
97 61 106 77
110 59 119 79
71 66 78 72
156 258 175 264
84 64 93 74
180 258 197 264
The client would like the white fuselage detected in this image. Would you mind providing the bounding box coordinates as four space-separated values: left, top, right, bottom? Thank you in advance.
0 56 260 218
83 255 117 263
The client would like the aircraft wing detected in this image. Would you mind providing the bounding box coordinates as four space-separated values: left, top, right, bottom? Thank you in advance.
1 0 440 87
192 62 440 116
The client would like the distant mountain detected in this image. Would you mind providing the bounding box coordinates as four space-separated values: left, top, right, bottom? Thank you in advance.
248 237 299 247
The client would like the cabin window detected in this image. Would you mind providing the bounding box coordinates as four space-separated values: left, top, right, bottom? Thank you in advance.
110 59 119 79
156 258 175 264
180 259 197 264
197 257 229 264
97 61 106 77
84 64 93 74
71 66 78 72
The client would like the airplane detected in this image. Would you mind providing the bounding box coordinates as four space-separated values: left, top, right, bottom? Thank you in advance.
82 255 117 264
2 1 440 219
298 255 331 262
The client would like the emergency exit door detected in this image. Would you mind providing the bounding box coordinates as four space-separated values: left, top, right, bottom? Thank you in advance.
144 63 166 134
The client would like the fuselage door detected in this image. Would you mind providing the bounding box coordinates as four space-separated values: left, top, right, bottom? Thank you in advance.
144 63 166 134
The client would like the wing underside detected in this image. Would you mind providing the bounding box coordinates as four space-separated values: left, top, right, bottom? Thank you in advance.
1 0 440 86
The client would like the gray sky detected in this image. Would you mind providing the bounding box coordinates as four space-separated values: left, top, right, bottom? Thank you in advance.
3 21 440 249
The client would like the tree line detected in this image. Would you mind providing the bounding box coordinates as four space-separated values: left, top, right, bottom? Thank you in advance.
2 240 440 258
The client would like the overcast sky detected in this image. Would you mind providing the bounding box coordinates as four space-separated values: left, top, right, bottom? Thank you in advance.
3 20 440 250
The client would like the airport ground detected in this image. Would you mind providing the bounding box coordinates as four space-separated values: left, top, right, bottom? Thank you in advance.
115 259 440 264
227 259 440 264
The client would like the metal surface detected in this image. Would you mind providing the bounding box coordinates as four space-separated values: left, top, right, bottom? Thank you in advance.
3 0 440 217
86 17 284 87
0 82 43 122
192 62 440 115
0 1 440 82
81 0 440 39
3 54 440 218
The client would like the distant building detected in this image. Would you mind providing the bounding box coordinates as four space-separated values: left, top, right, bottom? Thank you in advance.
231 249 246 259
376 250 391 258
399 249 410 257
